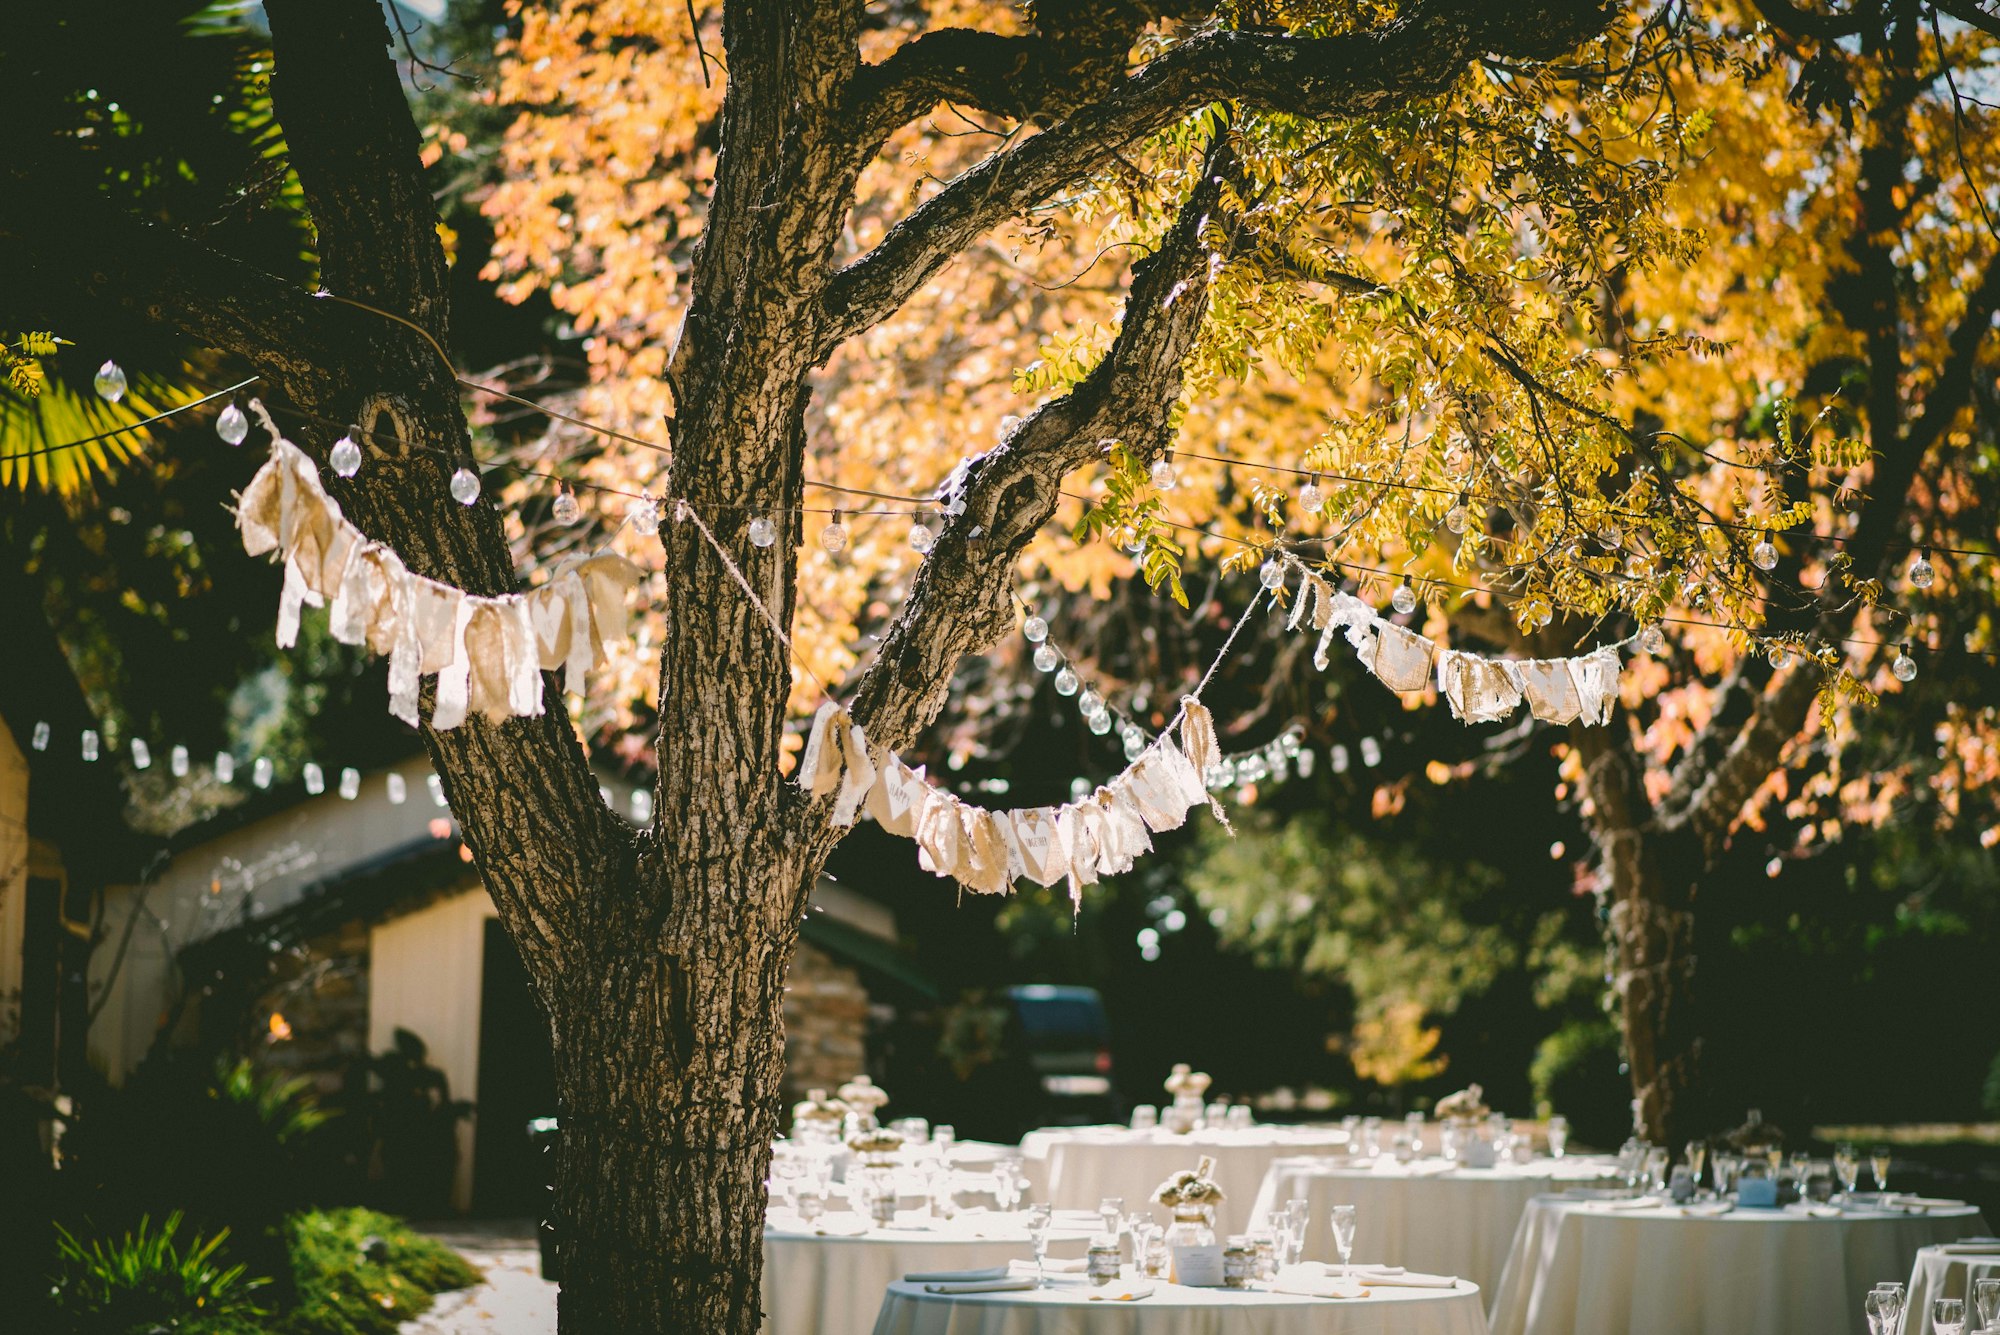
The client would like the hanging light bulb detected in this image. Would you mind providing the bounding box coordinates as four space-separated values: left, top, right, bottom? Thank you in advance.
1391 582 1418 616
426 772 448 807
1768 642 1791 670
1239 753 1269 785
819 512 847 555
630 789 654 824
130 739 152 770
170 744 189 777
748 515 777 548
1123 731 1147 762
339 767 361 800
909 514 935 553
94 359 127 403
329 430 363 477
1033 643 1060 673
450 467 480 505
1639 624 1666 655
386 773 407 804
1330 744 1350 773
1908 548 1935 590
215 752 236 783
1751 532 1779 571
629 493 660 537
1150 455 1178 490
303 763 326 795
1259 559 1285 590
30 721 49 751
81 729 100 762
1053 666 1079 696
1295 747 1315 777
253 757 274 789
1598 524 1623 549
1088 711 1113 736
1119 723 1145 752
1892 644 1918 682
1280 727 1304 757
1359 736 1383 767
1445 502 1469 534
1298 474 1324 513
216 400 250 446
553 489 581 525
1023 613 1048 644
1078 688 1104 717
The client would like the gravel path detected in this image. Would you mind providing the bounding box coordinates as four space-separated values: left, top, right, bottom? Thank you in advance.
400 1222 558 1334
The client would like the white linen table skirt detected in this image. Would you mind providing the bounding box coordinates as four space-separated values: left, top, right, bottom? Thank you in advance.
1904 1239 2000 1335
1019 1126 1350 1236
871 1275 1488 1335
1487 1195 1989 1335
763 1211 1093 1335
1248 1157 1622 1298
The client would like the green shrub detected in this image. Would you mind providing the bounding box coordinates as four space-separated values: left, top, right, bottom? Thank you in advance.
273 1207 482 1335
1530 1019 1632 1149
50 1211 270 1334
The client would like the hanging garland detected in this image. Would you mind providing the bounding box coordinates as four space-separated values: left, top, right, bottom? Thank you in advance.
1280 560 1627 726
232 402 642 730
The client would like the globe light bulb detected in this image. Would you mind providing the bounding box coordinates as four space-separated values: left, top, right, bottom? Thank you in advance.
1360 736 1383 767
1751 533 1778 571
1033 643 1060 673
1150 457 1178 490
1259 559 1285 590
170 744 189 777
130 739 151 770
329 432 362 477
819 514 847 554
1445 504 1469 534
1239 754 1269 785
1078 688 1104 717
1298 478 1324 513
303 763 326 795
94 360 127 403
909 518 935 553
629 494 660 537
450 467 480 505
1123 732 1146 761
1088 711 1113 736
1768 643 1790 670
1892 645 1918 682
339 767 361 800
216 401 249 446
1023 614 1048 643
30 721 49 751
748 515 777 548
81 729 99 762
386 773 407 804
553 489 581 525
253 756 274 789
1639 624 1666 655
1053 667 1079 697
1119 724 1145 751
1908 550 1935 590
215 752 235 783
1391 582 1418 616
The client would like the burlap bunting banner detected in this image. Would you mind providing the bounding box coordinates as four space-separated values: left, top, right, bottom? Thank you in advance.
233 403 643 730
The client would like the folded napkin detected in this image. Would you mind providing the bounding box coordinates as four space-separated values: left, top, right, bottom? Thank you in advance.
924 1278 1038 1295
1679 1203 1734 1218
1088 1282 1156 1302
1786 1204 1843 1219
1362 1271 1459 1289
1889 1195 1964 1211
1592 1196 1662 1211
811 1216 871 1237
1271 1273 1368 1300
1939 1243 2000 1254
904 1265 1009 1284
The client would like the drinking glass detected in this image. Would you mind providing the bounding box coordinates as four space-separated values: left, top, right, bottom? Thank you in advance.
1935 1298 1968 1335
932 1124 956 1150
1099 1196 1125 1240
1362 1116 1383 1158
993 1157 1025 1212
1027 1204 1053 1287
1869 1282 1906 1335
796 1188 826 1223
1227 1104 1254 1131
1974 1277 2000 1328
1405 1111 1426 1157
1329 1205 1358 1278
1684 1141 1708 1192
1547 1115 1569 1160
1283 1198 1310 1267
891 1116 928 1143
1644 1146 1671 1193
1788 1152 1813 1190
1833 1143 1861 1197
1871 1149 1893 1191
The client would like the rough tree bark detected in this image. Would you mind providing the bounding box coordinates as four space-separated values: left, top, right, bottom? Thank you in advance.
1576 3 2000 1145
4 0 1622 1329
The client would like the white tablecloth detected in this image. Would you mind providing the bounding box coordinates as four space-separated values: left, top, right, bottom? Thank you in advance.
1019 1126 1350 1236
1487 1195 1989 1335
1905 1239 2000 1335
1249 1157 1622 1297
763 1211 1094 1335
871 1274 1488 1335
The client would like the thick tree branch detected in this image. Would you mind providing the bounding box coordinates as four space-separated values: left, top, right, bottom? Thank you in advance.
839 134 1239 765
821 0 1615 347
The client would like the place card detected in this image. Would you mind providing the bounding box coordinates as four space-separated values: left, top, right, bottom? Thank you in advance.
1172 1244 1226 1287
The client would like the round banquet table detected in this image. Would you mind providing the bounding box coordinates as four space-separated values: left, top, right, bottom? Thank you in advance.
1019 1125 1351 1236
870 1274 1488 1335
1905 1238 2000 1335
1248 1157 1622 1298
763 1209 1095 1335
1486 1194 1990 1335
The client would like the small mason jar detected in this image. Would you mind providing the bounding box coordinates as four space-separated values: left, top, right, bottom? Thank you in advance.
1087 1235 1122 1285
1223 1237 1254 1289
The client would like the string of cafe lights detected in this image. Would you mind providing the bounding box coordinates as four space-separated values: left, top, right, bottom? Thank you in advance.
39 356 1988 677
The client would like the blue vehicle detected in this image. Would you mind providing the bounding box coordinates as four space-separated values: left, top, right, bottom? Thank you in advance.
1004 984 1117 1131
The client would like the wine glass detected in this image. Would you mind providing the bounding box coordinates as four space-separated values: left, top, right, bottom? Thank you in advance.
1098 1196 1125 1241
1283 1198 1310 1267
1934 1298 1967 1335
1329 1205 1357 1279
1871 1149 1893 1192
1027 1204 1053 1287
1833 1144 1861 1198
933 1124 956 1151
1684 1141 1708 1193
1866 1282 1906 1335
1973 1277 2000 1329
1547 1115 1569 1160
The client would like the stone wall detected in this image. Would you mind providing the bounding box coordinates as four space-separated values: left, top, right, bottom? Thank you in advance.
782 941 871 1101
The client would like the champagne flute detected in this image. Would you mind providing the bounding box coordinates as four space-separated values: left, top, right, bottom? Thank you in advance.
1933 1297 1967 1335
1329 1205 1357 1279
1868 1282 1905 1335
1098 1197 1125 1243
1871 1148 1892 1192
1833 1144 1861 1198
1973 1277 2000 1329
1027 1204 1053 1287
1684 1141 1708 1194
1283 1198 1310 1267
1546 1115 1569 1160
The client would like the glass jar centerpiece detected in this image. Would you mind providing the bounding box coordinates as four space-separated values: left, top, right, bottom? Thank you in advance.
790 1088 849 1148
1153 1154 1225 1283
1162 1063 1212 1135
837 1074 891 1139
1721 1110 1786 1206
847 1129 907 1226
1434 1084 1494 1166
